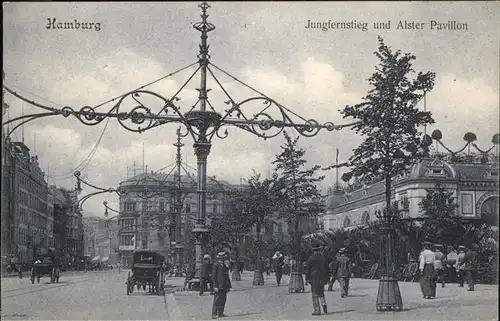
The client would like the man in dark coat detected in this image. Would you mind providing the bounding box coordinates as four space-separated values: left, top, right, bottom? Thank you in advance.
200 254 214 295
212 252 232 319
327 254 338 291
337 248 351 298
305 243 329 316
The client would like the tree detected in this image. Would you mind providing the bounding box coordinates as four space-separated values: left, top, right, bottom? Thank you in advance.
419 183 461 246
209 191 251 257
338 36 435 217
237 172 282 273
273 131 325 255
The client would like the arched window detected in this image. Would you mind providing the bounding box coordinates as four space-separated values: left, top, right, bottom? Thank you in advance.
362 211 370 225
343 216 351 228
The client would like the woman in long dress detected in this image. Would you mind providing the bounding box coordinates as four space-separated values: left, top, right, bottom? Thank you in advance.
419 242 436 299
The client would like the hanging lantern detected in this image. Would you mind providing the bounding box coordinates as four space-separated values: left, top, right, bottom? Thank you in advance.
463 132 477 143
431 129 442 141
492 133 500 145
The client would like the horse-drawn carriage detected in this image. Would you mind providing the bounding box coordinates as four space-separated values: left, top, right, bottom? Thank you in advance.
30 248 60 284
126 251 165 296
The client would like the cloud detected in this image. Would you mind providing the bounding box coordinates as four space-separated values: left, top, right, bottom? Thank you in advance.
427 74 499 149
3 2 498 218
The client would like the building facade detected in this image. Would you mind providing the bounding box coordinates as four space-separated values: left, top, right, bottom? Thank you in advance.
83 216 119 265
117 171 240 266
322 155 499 231
51 185 84 267
2 140 54 264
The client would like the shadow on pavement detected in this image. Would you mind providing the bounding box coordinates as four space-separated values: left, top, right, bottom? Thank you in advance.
347 294 369 297
327 309 356 314
231 312 262 317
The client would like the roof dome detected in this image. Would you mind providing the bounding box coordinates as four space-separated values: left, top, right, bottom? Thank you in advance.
410 157 456 179
326 194 344 210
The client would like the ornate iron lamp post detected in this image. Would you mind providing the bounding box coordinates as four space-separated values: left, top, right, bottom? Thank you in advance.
3 2 357 287
375 199 409 311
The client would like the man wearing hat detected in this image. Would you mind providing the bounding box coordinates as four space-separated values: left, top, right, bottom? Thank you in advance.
433 244 446 288
337 248 351 298
305 243 329 316
200 254 214 296
212 252 232 319
419 241 436 299
464 245 477 291
457 245 467 287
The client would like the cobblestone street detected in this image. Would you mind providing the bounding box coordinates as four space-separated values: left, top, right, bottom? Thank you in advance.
168 272 498 320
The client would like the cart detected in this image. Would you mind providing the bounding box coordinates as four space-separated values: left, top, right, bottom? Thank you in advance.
126 251 165 296
30 250 60 284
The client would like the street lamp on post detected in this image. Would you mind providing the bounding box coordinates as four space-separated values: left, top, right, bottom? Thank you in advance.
3 2 357 289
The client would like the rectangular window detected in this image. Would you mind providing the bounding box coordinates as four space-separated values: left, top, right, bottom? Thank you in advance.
277 223 283 233
461 193 474 215
159 202 165 212
213 204 218 214
124 202 135 212
185 203 191 213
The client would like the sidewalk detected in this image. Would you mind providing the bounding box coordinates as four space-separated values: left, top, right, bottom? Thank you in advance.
166 273 498 320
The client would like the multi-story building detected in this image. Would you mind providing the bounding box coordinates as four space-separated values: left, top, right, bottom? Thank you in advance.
117 170 239 266
322 153 499 231
83 216 120 265
51 185 84 267
2 140 53 264
83 216 99 259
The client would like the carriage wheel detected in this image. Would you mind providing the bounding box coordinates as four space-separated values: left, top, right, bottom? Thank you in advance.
30 269 35 284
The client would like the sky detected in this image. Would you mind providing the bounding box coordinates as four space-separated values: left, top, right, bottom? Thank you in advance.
3 2 499 218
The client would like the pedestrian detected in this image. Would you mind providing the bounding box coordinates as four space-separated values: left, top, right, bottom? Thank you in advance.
327 254 338 291
273 251 285 286
465 245 477 291
419 241 436 299
337 248 351 298
303 261 309 285
265 257 271 276
305 243 328 316
238 258 244 275
200 254 214 296
457 245 466 287
212 252 232 319
433 244 446 288
283 255 290 276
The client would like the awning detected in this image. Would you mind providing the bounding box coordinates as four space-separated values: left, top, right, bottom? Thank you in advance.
102 257 109 262
92 256 100 262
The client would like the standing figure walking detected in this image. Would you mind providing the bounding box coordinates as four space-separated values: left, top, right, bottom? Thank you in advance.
327 254 338 291
305 243 329 316
200 254 214 295
465 246 477 291
457 245 466 287
337 248 351 298
433 244 446 288
419 241 436 299
212 252 232 319
273 251 285 286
